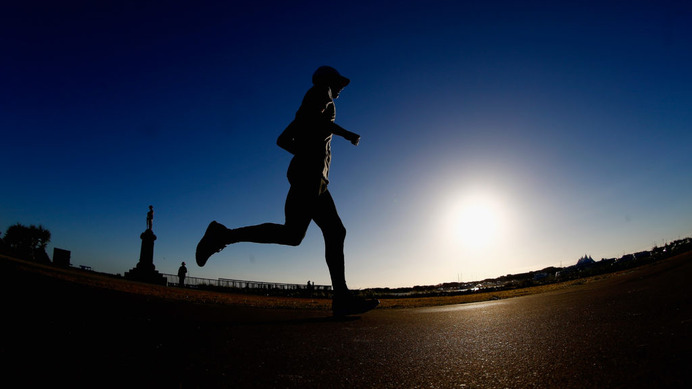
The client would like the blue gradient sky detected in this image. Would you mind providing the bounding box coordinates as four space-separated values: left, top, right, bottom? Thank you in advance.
2 1 691 288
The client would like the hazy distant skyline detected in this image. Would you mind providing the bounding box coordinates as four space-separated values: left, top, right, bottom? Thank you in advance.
2 1 691 288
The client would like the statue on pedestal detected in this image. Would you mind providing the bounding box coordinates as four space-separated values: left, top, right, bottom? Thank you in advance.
147 205 154 231
125 205 166 285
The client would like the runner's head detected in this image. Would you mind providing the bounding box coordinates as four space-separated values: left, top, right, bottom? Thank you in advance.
312 66 350 97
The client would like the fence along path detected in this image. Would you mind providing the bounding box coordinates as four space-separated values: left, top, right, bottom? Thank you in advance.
162 273 332 291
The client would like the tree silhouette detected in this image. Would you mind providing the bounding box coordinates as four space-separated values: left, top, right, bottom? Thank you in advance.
2 224 51 263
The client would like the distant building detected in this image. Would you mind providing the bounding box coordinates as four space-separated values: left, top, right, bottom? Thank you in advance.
634 251 651 259
576 255 595 267
53 248 71 267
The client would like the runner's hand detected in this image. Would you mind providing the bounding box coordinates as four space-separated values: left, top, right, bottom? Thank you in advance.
349 133 360 146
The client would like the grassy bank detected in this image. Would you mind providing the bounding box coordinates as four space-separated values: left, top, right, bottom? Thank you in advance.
6 251 678 312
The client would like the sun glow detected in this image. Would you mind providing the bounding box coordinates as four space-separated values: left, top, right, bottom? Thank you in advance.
443 190 508 251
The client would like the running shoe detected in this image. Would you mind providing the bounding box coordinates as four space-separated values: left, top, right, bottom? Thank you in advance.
195 221 228 267
332 293 380 317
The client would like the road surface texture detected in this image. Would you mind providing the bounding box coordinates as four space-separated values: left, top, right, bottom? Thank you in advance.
3 252 690 388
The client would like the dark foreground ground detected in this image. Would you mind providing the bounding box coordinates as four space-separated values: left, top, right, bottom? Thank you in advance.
2 252 691 388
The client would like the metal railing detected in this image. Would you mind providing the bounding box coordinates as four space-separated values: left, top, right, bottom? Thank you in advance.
162 273 331 291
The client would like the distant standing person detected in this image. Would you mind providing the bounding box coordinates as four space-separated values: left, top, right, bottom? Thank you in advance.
146 205 154 231
195 66 379 316
178 262 187 287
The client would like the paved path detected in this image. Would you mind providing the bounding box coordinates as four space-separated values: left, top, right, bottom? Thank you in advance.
198 254 690 388
3 253 690 388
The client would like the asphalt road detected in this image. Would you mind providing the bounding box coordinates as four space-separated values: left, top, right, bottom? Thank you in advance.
3 253 690 388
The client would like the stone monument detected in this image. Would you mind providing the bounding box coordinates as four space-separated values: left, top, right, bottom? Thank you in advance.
125 206 167 285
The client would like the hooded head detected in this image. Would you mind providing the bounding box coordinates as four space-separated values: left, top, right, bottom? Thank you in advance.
312 66 350 88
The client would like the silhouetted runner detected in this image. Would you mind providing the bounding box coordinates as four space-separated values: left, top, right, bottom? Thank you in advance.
196 66 378 316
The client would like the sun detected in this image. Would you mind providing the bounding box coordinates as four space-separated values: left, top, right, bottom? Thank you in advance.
444 191 506 251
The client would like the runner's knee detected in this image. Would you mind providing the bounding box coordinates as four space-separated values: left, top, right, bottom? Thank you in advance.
284 229 307 246
325 223 346 243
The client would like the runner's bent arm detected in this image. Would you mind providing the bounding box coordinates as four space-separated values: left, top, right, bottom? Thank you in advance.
280 85 360 153
277 120 359 152
301 85 361 145
329 122 360 146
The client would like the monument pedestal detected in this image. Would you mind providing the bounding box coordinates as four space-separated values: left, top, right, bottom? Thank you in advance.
125 229 167 285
